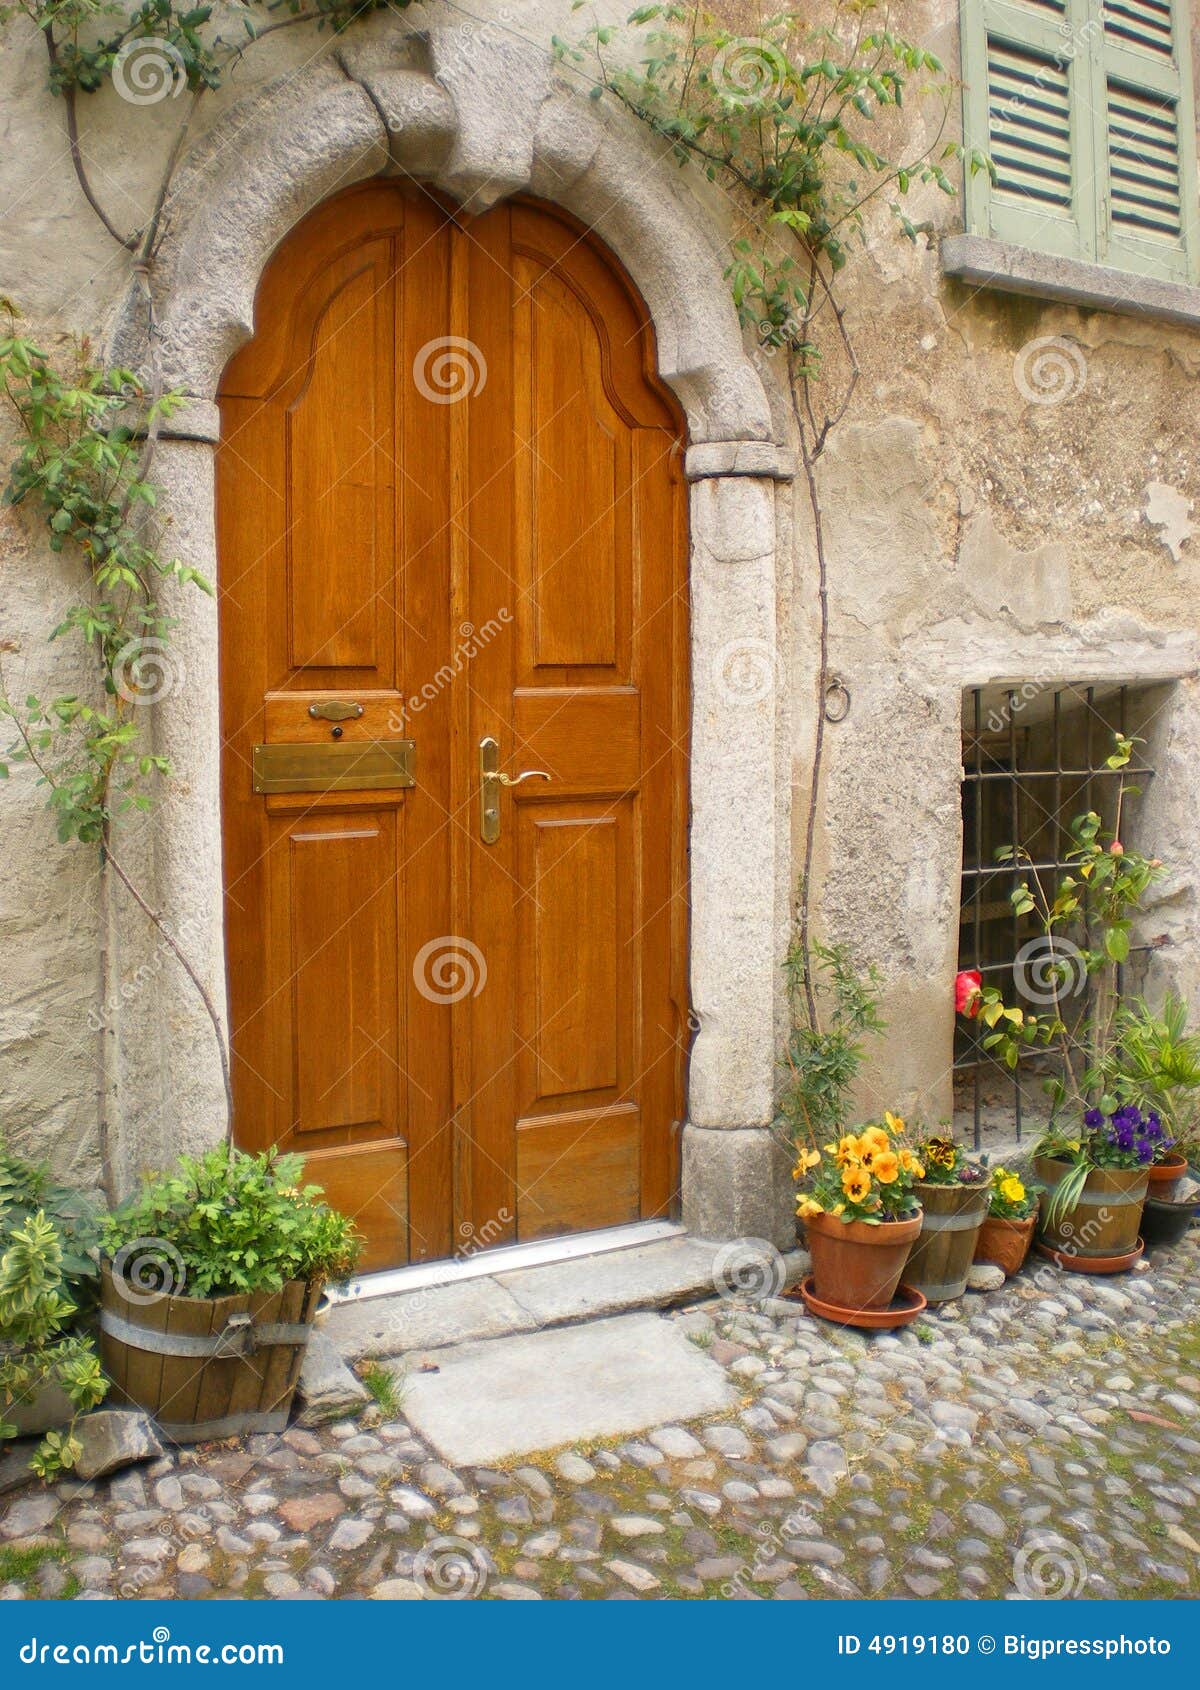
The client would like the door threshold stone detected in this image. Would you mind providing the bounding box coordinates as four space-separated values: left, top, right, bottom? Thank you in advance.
323 1233 807 1363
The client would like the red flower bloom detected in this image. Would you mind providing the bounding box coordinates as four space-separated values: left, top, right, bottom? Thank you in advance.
955 969 983 1017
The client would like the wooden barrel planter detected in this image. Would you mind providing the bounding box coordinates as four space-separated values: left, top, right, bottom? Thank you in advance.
99 1263 321 1444
1033 1158 1147 1261
903 1182 990 1303
973 1210 1038 1279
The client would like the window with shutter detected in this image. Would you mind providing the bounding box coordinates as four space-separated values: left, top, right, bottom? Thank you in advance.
961 0 1198 287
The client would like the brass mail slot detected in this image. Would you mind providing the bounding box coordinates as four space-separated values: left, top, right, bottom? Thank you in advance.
252 740 415 794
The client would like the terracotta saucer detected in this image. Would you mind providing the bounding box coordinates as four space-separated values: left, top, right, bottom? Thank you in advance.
788 1275 927 1330
1034 1237 1144 1275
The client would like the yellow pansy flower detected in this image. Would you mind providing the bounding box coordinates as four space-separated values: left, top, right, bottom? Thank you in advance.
796 1196 824 1219
884 1111 906 1136
841 1166 872 1203
793 1148 821 1177
873 1150 900 1185
1000 1176 1025 1204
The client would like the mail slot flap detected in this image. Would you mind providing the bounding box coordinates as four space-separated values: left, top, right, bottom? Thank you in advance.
252 740 415 794
265 691 407 743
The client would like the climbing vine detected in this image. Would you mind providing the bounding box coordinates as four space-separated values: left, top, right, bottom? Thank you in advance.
559 1 991 1040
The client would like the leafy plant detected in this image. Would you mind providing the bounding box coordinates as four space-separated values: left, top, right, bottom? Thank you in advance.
0 1141 101 1309
914 1134 985 1187
778 921 884 1147
984 1165 1039 1222
1089 993 1200 1161
795 1112 923 1225
0 1205 108 1479
102 1144 361 1298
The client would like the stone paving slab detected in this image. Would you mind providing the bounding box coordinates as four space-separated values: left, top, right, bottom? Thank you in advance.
326 1235 802 1363
326 1278 540 1362
400 1311 738 1464
493 1239 806 1326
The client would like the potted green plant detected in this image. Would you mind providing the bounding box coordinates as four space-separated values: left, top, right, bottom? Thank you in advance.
795 1113 926 1320
901 1135 990 1302
100 1145 359 1443
974 1164 1040 1278
1 1145 108 1477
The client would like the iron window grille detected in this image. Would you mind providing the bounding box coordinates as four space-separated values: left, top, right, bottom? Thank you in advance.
956 683 1156 1151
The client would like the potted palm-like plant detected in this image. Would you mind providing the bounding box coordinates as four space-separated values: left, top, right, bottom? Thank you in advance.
974 1165 1040 1278
903 1135 989 1302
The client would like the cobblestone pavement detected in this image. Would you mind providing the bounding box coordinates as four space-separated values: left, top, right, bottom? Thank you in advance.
3 1233 1200 1601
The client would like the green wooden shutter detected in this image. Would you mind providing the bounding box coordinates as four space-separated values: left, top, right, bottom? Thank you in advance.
1096 1 1198 282
962 0 1095 261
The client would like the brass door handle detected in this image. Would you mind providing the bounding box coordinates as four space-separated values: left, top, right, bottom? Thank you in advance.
479 736 551 844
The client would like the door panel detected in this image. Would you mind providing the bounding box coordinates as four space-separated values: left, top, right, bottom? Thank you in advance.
218 181 687 1272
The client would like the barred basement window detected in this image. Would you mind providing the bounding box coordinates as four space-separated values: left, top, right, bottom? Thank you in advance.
955 683 1159 1150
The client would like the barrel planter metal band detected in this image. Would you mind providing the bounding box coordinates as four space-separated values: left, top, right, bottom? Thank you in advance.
904 1182 990 1303
99 1262 321 1446
1034 1158 1148 1259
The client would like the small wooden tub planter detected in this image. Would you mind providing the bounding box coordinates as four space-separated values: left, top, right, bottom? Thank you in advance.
99 1263 321 1444
903 1182 990 1303
1033 1158 1148 1264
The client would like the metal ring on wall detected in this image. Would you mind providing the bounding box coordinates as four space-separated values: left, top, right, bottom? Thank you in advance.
824 679 851 723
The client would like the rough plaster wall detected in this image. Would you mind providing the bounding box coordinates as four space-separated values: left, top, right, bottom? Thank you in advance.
1 0 1199 1174
0 370 105 1185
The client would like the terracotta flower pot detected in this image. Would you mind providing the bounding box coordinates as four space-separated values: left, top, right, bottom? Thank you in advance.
974 1211 1037 1278
1145 1152 1189 1203
805 1207 922 1312
1034 1157 1148 1260
904 1181 991 1302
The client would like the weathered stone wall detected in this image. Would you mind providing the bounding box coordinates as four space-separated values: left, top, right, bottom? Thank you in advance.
1 0 1197 1200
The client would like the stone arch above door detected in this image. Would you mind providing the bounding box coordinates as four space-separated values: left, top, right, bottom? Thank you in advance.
109 24 796 1248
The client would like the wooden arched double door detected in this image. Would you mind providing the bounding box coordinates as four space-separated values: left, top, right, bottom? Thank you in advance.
217 183 689 1273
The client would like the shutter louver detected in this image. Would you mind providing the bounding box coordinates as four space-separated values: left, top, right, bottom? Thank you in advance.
988 38 1074 209
1103 1 1176 61
1107 80 1183 239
